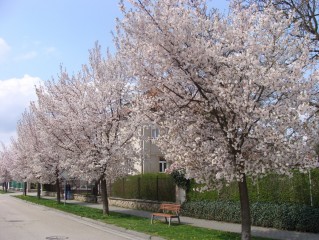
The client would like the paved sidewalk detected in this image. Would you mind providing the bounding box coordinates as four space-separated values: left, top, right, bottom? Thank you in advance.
25 193 319 240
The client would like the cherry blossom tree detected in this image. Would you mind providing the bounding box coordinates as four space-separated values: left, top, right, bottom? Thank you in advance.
29 114 67 203
8 109 60 199
0 143 12 192
241 0 319 112
244 0 319 55
10 113 39 196
32 44 138 214
116 0 319 239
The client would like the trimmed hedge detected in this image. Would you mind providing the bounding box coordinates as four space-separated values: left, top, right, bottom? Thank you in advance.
181 201 319 233
187 169 319 207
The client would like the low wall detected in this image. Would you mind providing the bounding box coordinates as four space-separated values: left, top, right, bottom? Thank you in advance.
41 191 176 212
42 191 58 197
42 191 96 202
73 194 95 203
108 187 185 211
108 197 170 212
42 191 72 199
9 187 36 192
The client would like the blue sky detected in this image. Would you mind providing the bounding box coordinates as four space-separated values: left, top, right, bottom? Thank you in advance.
0 0 229 146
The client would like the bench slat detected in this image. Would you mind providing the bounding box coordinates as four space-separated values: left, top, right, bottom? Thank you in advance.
151 203 181 226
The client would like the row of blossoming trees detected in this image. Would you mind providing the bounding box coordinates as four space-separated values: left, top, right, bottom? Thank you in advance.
0 47 140 215
1 1 319 239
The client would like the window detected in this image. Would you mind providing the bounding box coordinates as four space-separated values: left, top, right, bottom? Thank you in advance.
159 157 167 173
151 128 159 139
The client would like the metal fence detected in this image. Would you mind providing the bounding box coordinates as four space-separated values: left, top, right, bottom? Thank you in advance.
110 174 176 202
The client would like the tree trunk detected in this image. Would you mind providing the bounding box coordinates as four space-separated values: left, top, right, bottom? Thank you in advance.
92 181 99 203
4 182 8 192
23 182 27 196
56 178 61 204
100 179 109 215
37 183 41 199
238 174 251 240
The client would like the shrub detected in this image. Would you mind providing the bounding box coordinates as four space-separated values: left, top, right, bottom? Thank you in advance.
170 170 190 190
181 201 241 223
181 201 319 233
187 169 319 207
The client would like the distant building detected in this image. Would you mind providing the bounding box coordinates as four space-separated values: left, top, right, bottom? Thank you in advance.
136 125 167 173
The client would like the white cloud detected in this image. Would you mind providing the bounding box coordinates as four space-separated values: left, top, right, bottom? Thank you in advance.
15 51 38 61
0 38 11 63
0 75 43 146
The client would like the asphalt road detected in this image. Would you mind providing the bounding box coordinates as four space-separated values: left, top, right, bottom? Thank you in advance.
0 193 152 240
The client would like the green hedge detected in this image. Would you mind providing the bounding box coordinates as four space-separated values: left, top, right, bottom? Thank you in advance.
111 173 176 202
187 169 319 207
181 201 319 233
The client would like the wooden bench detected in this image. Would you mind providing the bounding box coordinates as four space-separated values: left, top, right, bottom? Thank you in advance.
151 203 181 226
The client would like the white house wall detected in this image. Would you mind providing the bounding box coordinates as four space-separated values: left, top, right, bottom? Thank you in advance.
138 125 165 173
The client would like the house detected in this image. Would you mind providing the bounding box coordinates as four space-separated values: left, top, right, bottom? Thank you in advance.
136 124 167 174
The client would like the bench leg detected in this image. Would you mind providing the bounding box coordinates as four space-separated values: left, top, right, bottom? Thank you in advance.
151 215 154 224
168 217 171 226
164 217 168 223
177 216 180 224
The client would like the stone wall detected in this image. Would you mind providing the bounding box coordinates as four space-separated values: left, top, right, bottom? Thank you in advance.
42 191 70 199
73 194 95 203
108 197 169 212
41 191 181 212
42 191 59 197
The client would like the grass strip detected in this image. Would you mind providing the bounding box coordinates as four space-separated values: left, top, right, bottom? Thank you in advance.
0 190 12 194
15 195 272 240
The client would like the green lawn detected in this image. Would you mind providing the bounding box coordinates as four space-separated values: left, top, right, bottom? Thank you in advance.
15 195 273 240
0 189 11 194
